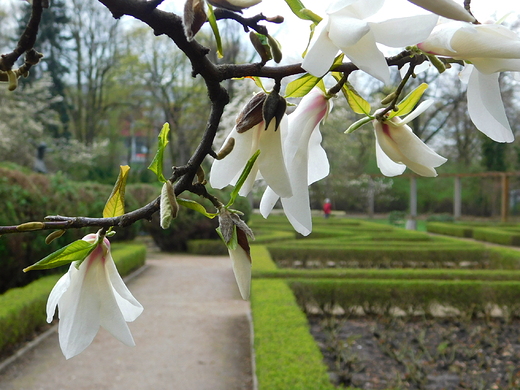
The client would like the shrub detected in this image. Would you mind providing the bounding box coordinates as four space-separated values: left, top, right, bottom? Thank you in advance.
254 267 520 282
187 239 228 256
266 242 487 268
473 227 520 246
290 279 520 318
426 222 473 238
0 243 146 356
487 247 520 269
0 166 144 293
251 279 335 390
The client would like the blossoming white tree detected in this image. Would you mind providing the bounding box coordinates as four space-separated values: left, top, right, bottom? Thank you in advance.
1 0 519 358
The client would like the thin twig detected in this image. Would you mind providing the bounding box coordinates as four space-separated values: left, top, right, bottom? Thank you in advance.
0 0 43 71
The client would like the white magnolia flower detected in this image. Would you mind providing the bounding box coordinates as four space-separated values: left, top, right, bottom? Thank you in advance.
260 88 330 236
407 0 475 22
46 233 143 359
210 94 292 198
419 22 520 142
373 100 447 177
218 209 254 300
301 0 438 83
228 244 251 300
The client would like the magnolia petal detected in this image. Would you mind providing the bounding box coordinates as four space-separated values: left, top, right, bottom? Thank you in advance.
417 22 464 56
105 253 143 322
341 31 390 83
210 126 257 189
407 0 475 22
472 58 520 74
467 68 514 143
259 186 279 218
451 24 520 59
375 141 406 177
387 121 447 168
400 99 435 125
400 62 430 78
281 139 313 236
326 0 361 14
301 19 340 77
95 268 135 349
46 272 70 323
56 262 101 359
374 122 406 163
401 158 438 177
307 128 329 184
258 120 292 198
337 0 385 19
458 64 472 84
328 14 370 48
280 177 313 236
370 14 438 47
228 246 251 300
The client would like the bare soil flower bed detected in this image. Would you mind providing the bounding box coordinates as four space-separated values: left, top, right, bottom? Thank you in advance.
308 314 520 389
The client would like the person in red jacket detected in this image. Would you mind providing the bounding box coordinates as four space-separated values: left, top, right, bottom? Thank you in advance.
323 198 332 218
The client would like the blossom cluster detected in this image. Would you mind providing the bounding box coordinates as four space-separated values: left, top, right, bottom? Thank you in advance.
37 0 520 361
211 0 520 236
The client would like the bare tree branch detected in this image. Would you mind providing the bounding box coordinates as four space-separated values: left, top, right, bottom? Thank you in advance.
0 0 44 71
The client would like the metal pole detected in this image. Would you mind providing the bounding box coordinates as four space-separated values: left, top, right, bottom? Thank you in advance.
501 174 510 223
367 177 374 219
454 176 461 220
406 176 417 230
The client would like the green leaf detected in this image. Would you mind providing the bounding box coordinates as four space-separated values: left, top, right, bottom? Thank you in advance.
226 150 260 208
283 0 322 23
177 198 217 219
207 3 223 58
103 165 130 218
316 79 326 94
345 116 373 134
285 73 322 98
333 73 371 115
24 240 97 272
389 83 429 119
148 123 170 183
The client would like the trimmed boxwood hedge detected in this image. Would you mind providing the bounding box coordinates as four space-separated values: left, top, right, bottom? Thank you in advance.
473 227 520 246
251 279 336 390
0 242 146 356
426 222 474 238
266 244 487 268
289 278 520 317
253 268 520 281
187 239 228 256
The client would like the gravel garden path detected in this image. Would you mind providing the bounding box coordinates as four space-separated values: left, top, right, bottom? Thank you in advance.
0 252 253 390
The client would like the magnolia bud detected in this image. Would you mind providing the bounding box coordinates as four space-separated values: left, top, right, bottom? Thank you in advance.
380 92 396 105
216 137 235 160
262 90 286 130
236 92 266 133
196 165 207 184
267 34 282 64
45 229 66 245
249 32 272 64
407 0 476 22
160 181 179 229
7 70 18 92
16 222 45 231
206 0 261 12
183 0 207 41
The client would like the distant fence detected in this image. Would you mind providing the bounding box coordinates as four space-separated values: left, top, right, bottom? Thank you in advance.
368 171 520 223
